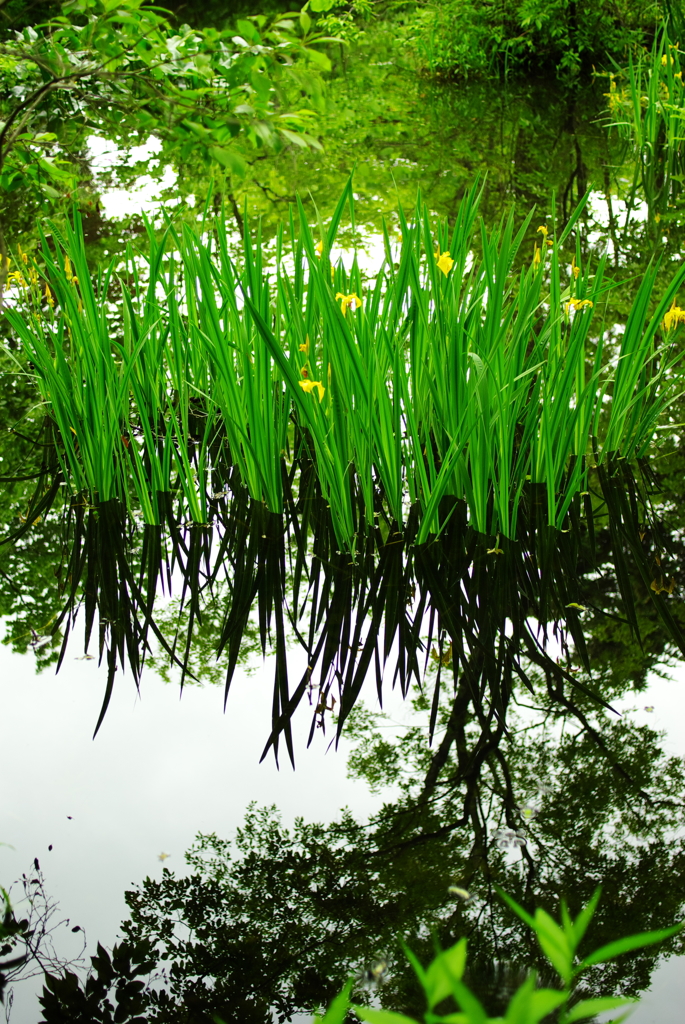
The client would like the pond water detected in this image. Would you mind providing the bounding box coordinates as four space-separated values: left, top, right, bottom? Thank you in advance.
4 17 685 1024
3 632 685 1023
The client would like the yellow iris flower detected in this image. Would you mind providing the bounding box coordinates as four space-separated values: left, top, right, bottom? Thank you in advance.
6 270 26 290
564 298 593 314
336 292 362 314
315 240 324 257
651 575 676 595
299 379 325 402
663 300 685 332
435 251 454 276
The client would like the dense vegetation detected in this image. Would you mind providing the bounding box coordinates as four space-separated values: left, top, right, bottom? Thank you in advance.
4 0 685 1021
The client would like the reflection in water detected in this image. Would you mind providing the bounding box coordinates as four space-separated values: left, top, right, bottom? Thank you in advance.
20 679 685 1022
6 454 684 770
4 178 685 762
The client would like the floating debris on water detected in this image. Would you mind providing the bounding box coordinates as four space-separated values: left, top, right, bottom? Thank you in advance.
361 959 389 985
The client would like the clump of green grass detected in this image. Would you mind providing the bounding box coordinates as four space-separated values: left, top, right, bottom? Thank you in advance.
605 22 685 230
5 180 684 552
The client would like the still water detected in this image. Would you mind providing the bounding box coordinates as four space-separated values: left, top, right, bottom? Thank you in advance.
1 635 385 1021
3 633 685 1022
3 36 685 1022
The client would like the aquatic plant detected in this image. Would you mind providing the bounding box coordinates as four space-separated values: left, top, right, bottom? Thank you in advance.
605 23 685 230
4 181 685 753
6 180 683 543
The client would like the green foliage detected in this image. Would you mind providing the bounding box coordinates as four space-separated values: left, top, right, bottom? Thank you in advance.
6 184 683 545
0 0 332 266
344 891 681 1024
305 0 375 45
604 23 685 228
400 0 658 81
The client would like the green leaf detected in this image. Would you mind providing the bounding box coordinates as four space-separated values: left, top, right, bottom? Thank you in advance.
578 922 684 970
571 888 602 948
527 989 568 1022
495 887 536 929
502 974 537 1024
424 1014 468 1024
563 997 636 1023
306 47 332 71
321 981 353 1024
446 979 487 1024
399 941 427 988
236 18 260 42
502 976 568 1024
534 909 573 982
353 1008 418 1024
207 145 247 176
424 939 467 1009
310 0 336 9
279 128 311 148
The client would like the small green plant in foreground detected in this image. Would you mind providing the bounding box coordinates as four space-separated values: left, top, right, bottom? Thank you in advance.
273 888 682 1024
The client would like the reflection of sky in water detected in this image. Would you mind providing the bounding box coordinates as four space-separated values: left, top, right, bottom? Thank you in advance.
87 137 661 288
87 135 424 278
0 624 389 1023
4 633 685 1021
87 135 181 220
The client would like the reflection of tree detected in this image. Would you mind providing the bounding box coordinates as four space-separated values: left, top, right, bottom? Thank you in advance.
35 684 685 1023
1 864 86 1017
0 351 68 670
144 583 279 688
224 41 621 244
